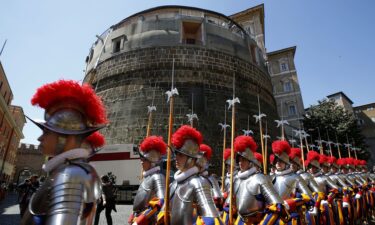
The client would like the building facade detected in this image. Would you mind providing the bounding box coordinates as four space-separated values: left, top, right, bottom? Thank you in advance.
327 91 354 113
326 92 374 168
267 47 305 138
353 103 375 168
83 5 279 170
14 143 45 184
0 62 25 183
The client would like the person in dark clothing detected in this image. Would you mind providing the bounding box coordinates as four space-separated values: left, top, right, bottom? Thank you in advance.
94 175 116 225
17 178 37 217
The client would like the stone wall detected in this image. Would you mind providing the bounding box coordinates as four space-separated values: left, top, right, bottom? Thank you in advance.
14 143 45 184
88 46 278 171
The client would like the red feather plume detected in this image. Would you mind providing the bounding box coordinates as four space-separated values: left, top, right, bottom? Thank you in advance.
304 159 311 167
85 131 105 148
254 152 263 164
271 140 291 155
307 150 320 162
361 160 367 166
199 144 213 160
336 158 345 166
289 148 302 160
346 157 355 165
234 135 257 153
327 156 337 165
140 136 167 155
224 148 232 160
270 154 275 164
31 80 108 125
319 154 328 164
172 125 203 149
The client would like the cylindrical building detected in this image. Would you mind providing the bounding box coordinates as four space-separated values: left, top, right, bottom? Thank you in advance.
84 5 278 170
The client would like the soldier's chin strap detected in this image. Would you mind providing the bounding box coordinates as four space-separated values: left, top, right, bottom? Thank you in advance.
56 136 67 155
182 157 196 171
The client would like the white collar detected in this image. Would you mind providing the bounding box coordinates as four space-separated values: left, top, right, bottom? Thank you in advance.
296 169 304 175
312 171 322 177
174 166 199 182
143 166 160 177
226 170 238 178
201 171 209 176
43 148 90 173
275 167 293 176
237 167 257 179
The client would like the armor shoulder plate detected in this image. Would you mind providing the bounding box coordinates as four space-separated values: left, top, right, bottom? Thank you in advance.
176 176 196 203
151 173 166 199
30 162 100 224
257 173 283 204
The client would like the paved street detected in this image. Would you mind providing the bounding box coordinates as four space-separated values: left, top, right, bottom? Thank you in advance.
0 192 133 225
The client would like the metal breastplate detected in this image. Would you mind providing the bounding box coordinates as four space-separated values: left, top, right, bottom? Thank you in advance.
170 175 218 225
340 174 355 186
314 175 328 193
133 173 165 213
224 171 238 193
28 160 100 225
329 174 347 187
208 175 223 199
314 174 339 194
237 173 282 217
273 172 298 199
299 172 322 193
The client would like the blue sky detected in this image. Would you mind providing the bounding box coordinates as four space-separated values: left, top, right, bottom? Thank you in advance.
1 0 374 144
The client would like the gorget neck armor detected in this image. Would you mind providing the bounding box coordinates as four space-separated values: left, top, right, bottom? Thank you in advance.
22 149 100 225
142 166 160 177
174 166 199 183
237 167 257 180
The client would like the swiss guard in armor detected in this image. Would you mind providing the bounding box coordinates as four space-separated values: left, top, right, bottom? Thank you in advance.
158 125 223 225
289 148 320 225
197 144 224 211
305 152 338 225
21 80 108 225
227 135 286 225
270 141 313 225
128 136 167 225
322 156 348 225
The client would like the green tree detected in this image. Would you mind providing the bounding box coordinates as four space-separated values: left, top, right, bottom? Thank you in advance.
303 99 369 159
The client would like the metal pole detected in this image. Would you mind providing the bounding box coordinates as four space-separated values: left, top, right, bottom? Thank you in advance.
221 106 227 193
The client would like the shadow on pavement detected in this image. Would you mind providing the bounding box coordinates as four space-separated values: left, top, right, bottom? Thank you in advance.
0 192 21 225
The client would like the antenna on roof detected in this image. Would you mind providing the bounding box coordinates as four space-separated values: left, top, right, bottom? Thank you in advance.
0 39 7 57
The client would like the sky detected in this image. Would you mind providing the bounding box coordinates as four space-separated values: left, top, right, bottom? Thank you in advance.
1 0 374 145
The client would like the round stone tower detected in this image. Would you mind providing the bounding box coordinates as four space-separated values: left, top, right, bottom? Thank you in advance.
84 5 278 169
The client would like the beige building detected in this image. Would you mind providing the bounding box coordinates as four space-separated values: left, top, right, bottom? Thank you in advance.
267 47 305 137
353 103 375 168
327 91 354 113
327 92 374 168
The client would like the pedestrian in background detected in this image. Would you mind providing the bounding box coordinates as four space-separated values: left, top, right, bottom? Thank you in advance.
17 178 36 217
94 175 116 225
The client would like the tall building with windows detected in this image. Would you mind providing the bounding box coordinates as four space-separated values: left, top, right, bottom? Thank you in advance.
0 62 25 183
267 47 305 137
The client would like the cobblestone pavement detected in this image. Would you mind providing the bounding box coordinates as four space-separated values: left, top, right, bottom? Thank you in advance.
0 192 133 225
